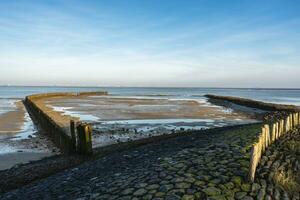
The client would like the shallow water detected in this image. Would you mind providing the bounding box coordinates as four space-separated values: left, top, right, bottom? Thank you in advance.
10 111 36 141
98 118 217 124
1 86 300 104
49 105 100 122
92 118 258 147
0 99 17 115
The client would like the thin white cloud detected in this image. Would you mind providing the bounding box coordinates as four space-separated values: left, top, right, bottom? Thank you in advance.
0 1 299 87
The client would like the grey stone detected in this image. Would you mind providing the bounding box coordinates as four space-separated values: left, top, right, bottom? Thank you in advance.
133 188 147 196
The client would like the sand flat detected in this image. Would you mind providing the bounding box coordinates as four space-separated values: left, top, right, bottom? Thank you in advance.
43 95 252 122
0 101 25 133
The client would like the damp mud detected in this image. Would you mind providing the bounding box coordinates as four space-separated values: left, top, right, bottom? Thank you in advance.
42 95 259 147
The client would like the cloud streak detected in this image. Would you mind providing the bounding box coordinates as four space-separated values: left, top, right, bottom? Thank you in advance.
0 0 299 87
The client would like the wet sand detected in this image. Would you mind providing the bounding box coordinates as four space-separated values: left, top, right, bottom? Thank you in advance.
0 100 59 171
0 101 25 133
44 95 253 121
39 95 259 147
0 152 53 171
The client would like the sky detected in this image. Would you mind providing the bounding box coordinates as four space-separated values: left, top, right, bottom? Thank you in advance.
0 0 299 88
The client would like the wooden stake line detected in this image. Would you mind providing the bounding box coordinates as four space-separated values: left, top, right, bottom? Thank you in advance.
248 112 299 182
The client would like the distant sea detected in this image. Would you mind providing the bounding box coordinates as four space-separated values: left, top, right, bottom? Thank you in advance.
0 86 300 115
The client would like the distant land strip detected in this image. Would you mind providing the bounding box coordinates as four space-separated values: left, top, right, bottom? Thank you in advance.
205 94 300 112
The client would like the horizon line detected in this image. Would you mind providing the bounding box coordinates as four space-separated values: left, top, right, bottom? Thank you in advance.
1 85 300 90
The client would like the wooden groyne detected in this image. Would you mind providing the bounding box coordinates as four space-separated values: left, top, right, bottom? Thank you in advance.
24 92 107 154
205 94 299 112
248 112 300 182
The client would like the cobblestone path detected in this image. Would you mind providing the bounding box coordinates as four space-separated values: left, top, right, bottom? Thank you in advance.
1 124 261 200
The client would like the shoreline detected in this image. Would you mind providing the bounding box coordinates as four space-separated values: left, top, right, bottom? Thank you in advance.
0 101 25 133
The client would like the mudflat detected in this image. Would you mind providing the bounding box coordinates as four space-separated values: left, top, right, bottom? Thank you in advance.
0 101 25 133
43 95 254 122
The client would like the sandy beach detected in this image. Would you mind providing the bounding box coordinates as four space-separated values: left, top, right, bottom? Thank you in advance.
0 100 59 170
0 101 25 133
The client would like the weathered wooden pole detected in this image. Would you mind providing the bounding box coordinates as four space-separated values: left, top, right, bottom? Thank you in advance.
76 122 93 154
249 144 258 182
261 127 265 153
265 124 270 147
275 122 279 140
70 120 76 152
271 123 276 143
280 119 284 137
284 117 289 133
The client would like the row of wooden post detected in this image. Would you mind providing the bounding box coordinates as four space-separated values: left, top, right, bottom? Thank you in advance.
248 112 300 182
70 120 93 154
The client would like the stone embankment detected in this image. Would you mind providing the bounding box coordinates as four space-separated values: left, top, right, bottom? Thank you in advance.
205 94 299 113
1 124 266 200
24 92 107 153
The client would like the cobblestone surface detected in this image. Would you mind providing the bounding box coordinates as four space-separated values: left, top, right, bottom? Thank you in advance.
0 124 264 200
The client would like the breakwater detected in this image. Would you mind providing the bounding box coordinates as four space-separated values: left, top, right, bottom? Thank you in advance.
205 94 299 112
248 112 300 182
24 92 107 154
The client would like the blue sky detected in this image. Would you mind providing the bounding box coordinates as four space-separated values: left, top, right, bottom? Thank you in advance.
0 0 299 87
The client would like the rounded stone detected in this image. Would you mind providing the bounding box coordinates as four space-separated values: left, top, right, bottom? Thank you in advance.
203 187 221 196
194 180 206 187
235 192 247 199
232 176 242 187
182 194 195 200
242 196 254 200
251 183 261 193
208 195 227 200
147 184 160 190
133 188 147 196
165 194 181 200
121 188 134 195
175 182 191 189
241 184 251 192
159 184 173 192
155 192 165 198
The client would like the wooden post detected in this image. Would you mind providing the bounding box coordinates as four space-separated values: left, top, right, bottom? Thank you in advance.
261 127 265 153
265 124 270 147
276 122 279 140
290 115 292 130
258 134 262 160
280 119 284 137
275 122 278 142
285 117 289 133
290 114 293 129
294 113 298 127
70 120 76 152
249 144 258 182
76 122 93 154
271 123 276 143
